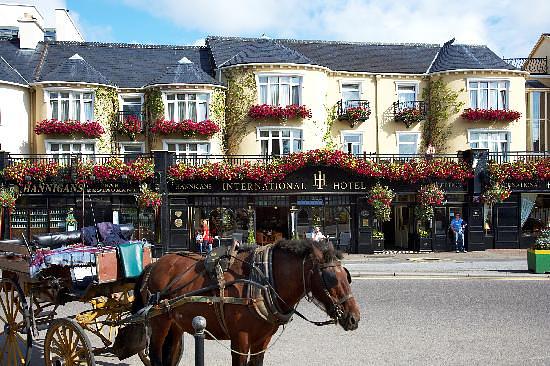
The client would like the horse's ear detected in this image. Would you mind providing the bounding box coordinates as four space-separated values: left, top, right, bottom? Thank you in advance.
311 243 324 262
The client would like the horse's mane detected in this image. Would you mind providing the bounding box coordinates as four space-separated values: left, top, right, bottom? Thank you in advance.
274 239 343 262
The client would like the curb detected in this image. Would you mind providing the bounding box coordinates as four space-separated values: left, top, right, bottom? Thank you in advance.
349 271 550 279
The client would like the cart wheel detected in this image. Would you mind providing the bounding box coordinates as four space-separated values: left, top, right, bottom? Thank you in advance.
0 277 32 366
138 337 183 366
44 318 96 366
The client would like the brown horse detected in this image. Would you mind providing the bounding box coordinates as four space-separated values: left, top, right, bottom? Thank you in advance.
132 239 360 366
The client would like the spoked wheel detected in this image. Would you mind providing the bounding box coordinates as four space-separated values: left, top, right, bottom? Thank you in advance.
0 277 32 366
44 318 95 366
138 337 184 366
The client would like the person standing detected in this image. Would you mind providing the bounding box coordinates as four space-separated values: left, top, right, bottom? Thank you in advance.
195 230 204 254
450 213 467 253
312 226 326 242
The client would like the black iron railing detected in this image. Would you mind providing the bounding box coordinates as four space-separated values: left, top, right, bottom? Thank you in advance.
392 100 428 127
503 57 548 74
115 111 147 132
488 150 550 164
5 153 153 167
337 100 370 119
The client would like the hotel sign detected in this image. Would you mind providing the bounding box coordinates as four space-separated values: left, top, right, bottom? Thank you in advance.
20 182 140 194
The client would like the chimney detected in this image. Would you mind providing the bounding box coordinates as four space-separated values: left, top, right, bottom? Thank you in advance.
55 8 84 42
17 13 44 49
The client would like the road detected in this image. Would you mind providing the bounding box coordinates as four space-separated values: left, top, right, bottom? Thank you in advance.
27 276 550 365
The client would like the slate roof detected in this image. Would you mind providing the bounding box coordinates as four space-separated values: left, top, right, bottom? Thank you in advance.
525 79 549 89
0 56 27 85
428 39 516 73
216 39 314 67
40 53 112 85
147 58 221 86
0 38 43 82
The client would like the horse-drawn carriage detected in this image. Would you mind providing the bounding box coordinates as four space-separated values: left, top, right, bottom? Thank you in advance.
0 222 153 365
0 222 360 366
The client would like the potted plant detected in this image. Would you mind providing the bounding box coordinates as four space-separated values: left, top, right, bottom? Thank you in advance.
527 229 550 273
372 230 385 252
417 228 432 252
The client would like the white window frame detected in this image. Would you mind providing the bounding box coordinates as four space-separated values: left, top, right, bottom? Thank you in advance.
395 81 419 103
162 91 210 122
119 142 145 154
257 127 303 155
256 73 303 106
162 139 211 156
467 129 511 154
45 139 97 162
467 78 510 110
396 131 421 155
44 88 95 121
119 93 144 113
340 131 363 155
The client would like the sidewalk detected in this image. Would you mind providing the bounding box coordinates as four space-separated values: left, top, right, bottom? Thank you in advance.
342 249 550 278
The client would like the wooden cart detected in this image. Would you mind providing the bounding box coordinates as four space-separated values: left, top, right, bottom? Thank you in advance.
0 239 155 366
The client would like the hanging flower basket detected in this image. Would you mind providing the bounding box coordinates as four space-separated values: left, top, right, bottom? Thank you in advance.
150 119 220 136
367 183 395 222
35 119 104 138
416 183 445 221
0 188 18 213
137 185 161 209
480 182 511 205
340 106 371 127
461 108 521 122
114 115 142 140
248 104 312 121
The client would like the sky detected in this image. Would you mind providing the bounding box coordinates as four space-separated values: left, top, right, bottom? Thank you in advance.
4 0 549 56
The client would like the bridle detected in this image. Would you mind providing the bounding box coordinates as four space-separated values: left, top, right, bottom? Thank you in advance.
301 257 354 324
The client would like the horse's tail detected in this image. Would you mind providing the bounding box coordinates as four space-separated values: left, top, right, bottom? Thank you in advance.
132 263 153 314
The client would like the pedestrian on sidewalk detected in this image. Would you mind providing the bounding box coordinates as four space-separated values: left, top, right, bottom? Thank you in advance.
451 213 467 253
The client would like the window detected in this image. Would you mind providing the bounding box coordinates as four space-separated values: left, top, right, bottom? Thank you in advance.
48 91 93 121
341 133 362 155
396 83 418 107
121 95 143 118
468 130 510 153
120 143 144 154
341 83 361 108
165 141 210 156
258 75 301 106
468 80 509 110
258 128 302 156
47 141 96 164
165 93 208 122
396 132 420 155
527 91 550 152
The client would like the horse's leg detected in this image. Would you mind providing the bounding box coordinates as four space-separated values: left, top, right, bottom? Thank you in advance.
148 317 172 366
231 331 250 366
162 324 184 366
248 334 273 366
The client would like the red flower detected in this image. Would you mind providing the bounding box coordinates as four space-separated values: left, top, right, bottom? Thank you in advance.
248 104 312 121
150 119 220 136
461 109 521 122
35 119 104 138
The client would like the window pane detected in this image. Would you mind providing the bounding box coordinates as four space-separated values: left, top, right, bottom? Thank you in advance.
480 89 488 109
271 131 279 137
189 102 197 122
50 92 58 99
272 140 280 155
84 101 93 121
168 103 175 120
50 144 59 152
197 102 207 121
470 90 477 109
398 85 416 92
259 76 268 84
344 134 361 143
270 84 279 105
489 89 498 109
72 144 81 152
260 130 269 137
73 100 81 120
259 85 268 104
261 140 269 155
60 92 69 99
50 100 58 119
178 102 186 121
293 139 302 152
282 139 290 154
84 144 94 152
61 144 70 152
399 134 418 143
399 143 417 155
83 93 93 100
61 100 69 121
123 97 141 104
292 130 302 138
282 130 290 137
188 94 196 100
166 94 175 100
176 94 185 100
468 82 477 89
291 85 300 105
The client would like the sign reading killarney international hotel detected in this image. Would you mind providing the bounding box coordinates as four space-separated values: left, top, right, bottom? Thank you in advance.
169 167 467 194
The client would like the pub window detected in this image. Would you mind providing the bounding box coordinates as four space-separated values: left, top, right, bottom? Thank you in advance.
521 194 550 238
47 141 96 164
468 80 509 110
258 128 302 156
468 130 510 154
396 132 420 155
165 93 208 122
165 141 210 157
341 132 362 155
48 90 94 121
258 75 301 106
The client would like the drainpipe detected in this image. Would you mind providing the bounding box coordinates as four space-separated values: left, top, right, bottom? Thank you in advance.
374 75 381 153
29 88 35 153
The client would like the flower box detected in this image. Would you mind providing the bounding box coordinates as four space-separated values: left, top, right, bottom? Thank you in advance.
248 104 312 121
461 108 521 122
394 108 425 127
150 119 220 136
35 119 104 138
527 249 550 273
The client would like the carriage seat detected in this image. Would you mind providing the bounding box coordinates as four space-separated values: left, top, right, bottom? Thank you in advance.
32 223 135 249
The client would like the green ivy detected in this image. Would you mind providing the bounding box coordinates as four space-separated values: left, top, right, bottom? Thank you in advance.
322 103 338 149
94 86 119 153
145 89 164 121
421 77 464 152
224 70 257 154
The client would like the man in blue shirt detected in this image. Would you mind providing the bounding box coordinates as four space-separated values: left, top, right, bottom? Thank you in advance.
450 213 467 253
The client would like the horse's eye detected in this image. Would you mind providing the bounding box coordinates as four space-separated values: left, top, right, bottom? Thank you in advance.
344 267 352 284
321 270 338 289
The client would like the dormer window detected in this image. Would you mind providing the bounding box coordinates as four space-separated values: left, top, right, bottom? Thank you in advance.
165 93 208 122
48 91 93 121
258 75 301 106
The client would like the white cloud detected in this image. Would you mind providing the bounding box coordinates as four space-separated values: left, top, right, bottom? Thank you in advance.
122 0 550 56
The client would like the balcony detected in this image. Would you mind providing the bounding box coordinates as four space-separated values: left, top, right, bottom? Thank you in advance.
113 111 147 138
337 100 371 127
392 101 428 128
502 57 548 74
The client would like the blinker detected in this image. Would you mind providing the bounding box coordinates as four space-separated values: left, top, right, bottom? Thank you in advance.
344 267 352 284
321 269 338 289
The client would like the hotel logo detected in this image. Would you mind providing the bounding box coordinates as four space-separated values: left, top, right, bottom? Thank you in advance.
313 170 327 190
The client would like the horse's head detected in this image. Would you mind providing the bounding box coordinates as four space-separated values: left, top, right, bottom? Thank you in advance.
308 242 360 331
